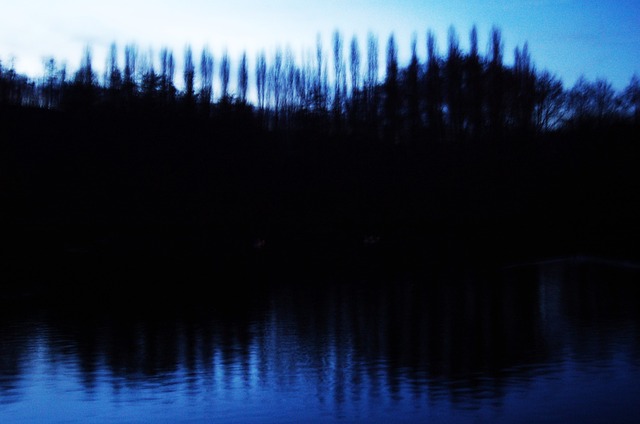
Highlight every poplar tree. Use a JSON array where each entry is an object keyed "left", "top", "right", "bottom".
[
  {"left": 238, "top": 51, "right": 249, "bottom": 104},
  {"left": 199, "top": 47, "right": 214, "bottom": 107},
  {"left": 384, "top": 34, "right": 399, "bottom": 143},
  {"left": 183, "top": 45, "right": 195, "bottom": 105},
  {"left": 425, "top": 30, "right": 444, "bottom": 141},
  {"left": 406, "top": 35, "right": 420, "bottom": 142},
  {"left": 219, "top": 51, "right": 230, "bottom": 102}
]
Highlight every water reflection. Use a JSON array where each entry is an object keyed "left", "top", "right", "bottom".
[{"left": 1, "top": 257, "right": 639, "bottom": 423}]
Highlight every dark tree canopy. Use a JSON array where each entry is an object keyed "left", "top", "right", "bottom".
[{"left": 1, "top": 26, "right": 637, "bottom": 140}]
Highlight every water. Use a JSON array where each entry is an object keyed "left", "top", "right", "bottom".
[{"left": 1, "top": 257, "right": 640, "bottom": 423}]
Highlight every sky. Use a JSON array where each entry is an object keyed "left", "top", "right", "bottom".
[{"left": 1, "top": 0, "right": 638, "bottom": 91}]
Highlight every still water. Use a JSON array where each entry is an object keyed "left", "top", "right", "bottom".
[{"left": 1, "top": 257, "right": 640, "bottom": 423}]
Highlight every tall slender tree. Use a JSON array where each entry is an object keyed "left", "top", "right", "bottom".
[
  {"left": 406, "top": 34, "right": 420, "bottom": 142},
  {"left": 349, "top": 35, "right": 361, "bottom": 132},
  {"left": 123, "top": 44, "right": 138, "bottom": 99},
  {"left": 159, "top": 48, "right": 176, "bottom": 104},
  {"left": 465, "top": 26, "right": 483, "bottom": 139},
  {"left": 183, "top": 45, "right": 195, "bottom": 106},
  {"left": 445, "top": 27, "right": 464, "bottom": 142},
  {"left": 140, "top": 48, "right": 159, "bottom": 102},
  {"left": 106, "top": 43, "right": 122, "bottom": 92},
  {"left": 425, "top": 30, "right": 444, "bottom": 141},
  {"left": 238, "top": 51, "right": 249, "bottom": 104},
  {"left": 256, "top": 51, "right": 267, "bottom": 113},
  {"left": 75, "top": 46, "right": 95, "bottom": 86},
  {"left": 366, "top": 33, "right": 379, "bottom": 136},
  {"left": 313, "top": 34, "right": 327, "bottom": 113},
  {"left": 384, "top": 34, "right": 399, "bottom": 143},
  {"left": 513, "top": 43, "right": 537, "bottom": 134},
  {"left": 332, "top": 30, "right": 347, "bottom": 132},
  {"left": 487, "top": 27, "right": 505, "bottom": 139},
  {"left": 220, "top": 51, "right": 230, "bottom": 101},
  {"left": 199, "top": 47, "right": 214, "bottom": 107}
]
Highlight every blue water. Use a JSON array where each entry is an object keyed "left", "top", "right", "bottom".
[{"left": 1, "top": 257, "right": 639, "bottom": 423}]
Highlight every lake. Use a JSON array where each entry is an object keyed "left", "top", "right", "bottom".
[{"left": 1, "top": 256, "right": 639, "bottom": 423}]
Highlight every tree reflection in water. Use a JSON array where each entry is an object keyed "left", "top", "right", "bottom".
[{"left": 1, "top": 257, "right": 639, "bottom": 423}]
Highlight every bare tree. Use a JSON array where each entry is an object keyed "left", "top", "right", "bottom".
[
  {"left": 406, "top": 34, "right": 420, "bottom": 142},
  {"left": 624, "top": 74, "right": 640, "bottom": 124},
  {"left": 237, "top": 51, "right": 249, "bottom": 103},
  {"left": 568, "top": 76, "right": 619, "bottom": 126},
  {"left": 513, "top": 43, "right": 537, "bottom": 133},
  {"left": 256, "top": 51, "right": 267, "bottom": 112},
  {"left": 445, "top": 27, "right": 464, "bottom": 141},
  {"left": 425, "top": 30, "right": 444, "bottom": 141},
  {"left": 199, "top": 47, "right": 214, "bottom": 106},
  {"left": 106, "top": 43, "right": 122, "bottom": 91},
  {"left": 268, "top": 48, "right": 284, "bottom": 128},
  {"left": 487, "top": 26, "right": 505, "bottom": 138},
  {"left": 349, "top": 35, "right": 361, "bottom": 131},
  {"left": 365, "top": 33, "right": 379, "bottom": 133},
  {"left": 42, "top": 57, "right": 63, "bottom": 108},
  {"left": 313, "top": 34, "right": 328, "bottom": 112},
  {"left": 220, "top": 50, "right": 230, "bottom": 101},
  {"left": 465, "top": 25, "right": 483, "bottom": 138},
  {"left": 534, "top": 70, "right": 565, "bottom": 132},
  {"left": 384, "top": 33, "right": 399, "bottom": 143},
  {"left": 183, "top": 45, "right": 195, "bottom": 104},
  {"left": 123, "top": 44, "right": 138, "bottom": 97},
  {"left": 332, "top": 30, "right": 347, "bottom": 130},
  {"left": 139, "top": 49, "right": 159, "bottom": 102},
  {"left": 75, "top": 46, "right": 95, "bottom": 86},
  {"left": 160, "top": 48, "right": 176, "bottom": 103},
  {"left": 283, "top": 48, "right": 297, "bottom": 124}
]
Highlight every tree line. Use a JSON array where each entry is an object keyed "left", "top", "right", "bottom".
[{"left": 1, "top": 26, "right": 639, "bottom": 143}]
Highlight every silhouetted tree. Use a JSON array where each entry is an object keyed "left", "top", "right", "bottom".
[
  {"left": 384, "top": 34, "right": 399, "bottom": 143},
  {"left": 42, "top": 57, "right": 63, "bottom": 109},
  {"left": 283, "top": 48, "right": 298, "bottom": 127},
  {"left": 406, "top": 35, "right": 420, "bottom": 142},
  {"left": 465, "top": 26, "right": 484, "bottom": 139},
  {"left": 445, "top": 27, "right": 464, "bottom": 141},
  {"left": 313, "top": 34, "right": 328, "bottom": 113},
  {"left": 74, "top": 47, "right": 95, "bottom": 86},
  {"left": 269, "top": 48, "right": 284, "bottom": 128},
  {"left": 512, "top": 43, "right": 536, "bottom": 134},
  {"left": 534, "top": 70, "right": 565, "bottom": 132},
  {"left": 256, "top": 51, "right": 267, "bottom": 114},
  {"left": 425, "top": 30, "right": 444, "bottom": 141},
  {"left": 332, "top": 30, "right": 347, "bottom": 133},
  {"left": 348, "top": 35, "right": 361, "bottom": 132},
  {"left": 66, "top": 47, "right": 97, "bottom": 110},
  {"left": 183, "top": 46, "right": 196, "bottom": 107},
  {"left": 123, "top": 44, "right": 138, "bottom": 99},
  {"left": 140, "top": 49, "right": 159, "bottom": 103},
  {"left": 568, "top": 76, "right": 619, "bottom": 127},
  {"left": 3, "top": 29, "right": 638, "bottom": 150},
  {"left": 220, "top": 51, "right": 231, "bottom": 102},
  {"left": 105, "top": 43, "right": 122, "bottom": 93},
  {"left": 160, "top": 48, "right": 176, "bottom": 104},
  {"left": 199, "top": 47, "right": 214, "bottom": 109},
  {"left": 487, "top": 27, "right": 505, "bottom": 139},
  {"left": 237, "top": 51, "right": 249, "bottom": 104},
  {"left": 295, "top": 57, "right": 312, "bottom": 112},
  {"left": 624, "top": 74, "right": 640, "bottom": 125},
  {"left": 365, "top": 33, "right": 380, "bottom": 138}
]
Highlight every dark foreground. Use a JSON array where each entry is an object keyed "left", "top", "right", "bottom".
[{"left": 3, "top": 107, "right": 640, "bottom": 299}]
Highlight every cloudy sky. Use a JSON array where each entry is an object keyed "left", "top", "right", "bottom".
[{"left": 1, "top": 0, "right": 638, "bottom": 90}]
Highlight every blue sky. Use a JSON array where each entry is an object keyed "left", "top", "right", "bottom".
[{"left": 1, "top": 0, "right": 638, "bottom": 90}]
